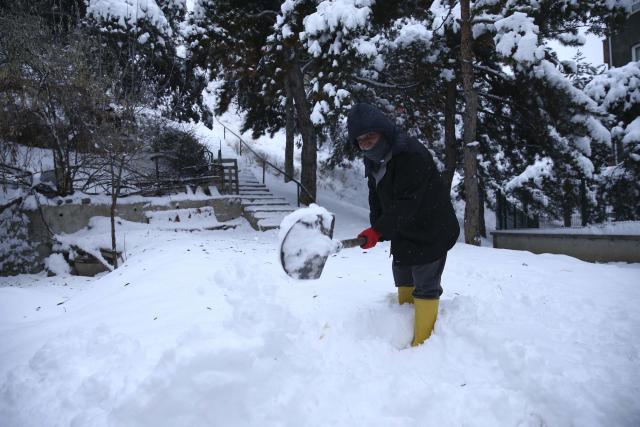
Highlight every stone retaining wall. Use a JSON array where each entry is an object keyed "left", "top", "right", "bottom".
[{"left": 16, "top": 196, "right": 242, "bottom": 274}]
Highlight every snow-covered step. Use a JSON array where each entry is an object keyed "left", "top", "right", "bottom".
[
  {"left": 256, "top": 219, "right": 282, "bottom": 231},
  {"left": 243, "top": 205, "right": 295, "bottom": 213},
  {"left": 242, "top": 205, "right": 289, "bottom": 215},
  {"left": 240, "top": 198, "right": 288, "bottom": 205},
  {"left": 238, "top": 185, "right": 268, "bottom": 190},
  {"left": 239, "top": 188, "right": 270, "bottom": 192},
  {"left": 251, "top": 211, "right": 291, "bottom": 231},
  {"left": 239, "top": 195, "right": 281, "bottom": 201},
  {"left": 239, "top": 193, "right": 274, "bottom": 198},
  {"left": 237, "top": 169, "right": 296, "bottom": 231}
]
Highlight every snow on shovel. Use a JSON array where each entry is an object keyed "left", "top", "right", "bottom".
[{"left": 278, "top": 204, "right": 366, "bottom": 280}]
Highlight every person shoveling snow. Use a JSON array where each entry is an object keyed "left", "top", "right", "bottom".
[
  {"left": 279, "top": 104, "right": 460, "bottom": 347},
  {"left": 347, "top": 103, "right": 460, "bottom": 346}
]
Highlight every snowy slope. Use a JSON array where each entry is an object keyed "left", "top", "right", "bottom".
[{"left": 1, "top": 117, "right": 640, "bottom": 426}]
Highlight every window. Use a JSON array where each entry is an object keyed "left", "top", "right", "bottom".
[{"left": 633, "top": 44, "right": 640, "bottom": 62}]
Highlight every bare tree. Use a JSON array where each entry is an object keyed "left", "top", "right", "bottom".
[
  {"left": 95, "top": 108, "right": 145, "bottom": 268},
  {"left": 0, "top": 14, "right": 101, "bottom": 196}
]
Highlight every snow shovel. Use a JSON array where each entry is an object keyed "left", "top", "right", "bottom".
[{"left": 279, "top": 212, "right": 366, "bottom": 280}]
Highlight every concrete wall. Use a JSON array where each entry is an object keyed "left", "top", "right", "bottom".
[
  {"left": 21, "top": 197, "right": 242, "bottom": 273},
  {"left": 491, "top": 231, "right": 640, "bottom": 263}
]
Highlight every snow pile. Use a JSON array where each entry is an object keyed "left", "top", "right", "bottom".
[
  {"left": 44, "top": 254, "right": 71, "bottom": 276},
  {"left": 53, "top": 209, "right": 242, "bottom": 271},
  {"left": 278, "top": 203, "right": 334, "bottom": 243},
  {"left": 55, "top": 216, "right": 147, "bottom": 258},
  {"left": 145, "top": 206, "right": 235, "bottom": 231},
  {"left": 278, "top": 204, "right": 339, "bottom": 279}
]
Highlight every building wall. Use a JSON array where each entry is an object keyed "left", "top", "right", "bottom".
[{"left": 611, "top": 11, "right": 640, "bottom": 66}]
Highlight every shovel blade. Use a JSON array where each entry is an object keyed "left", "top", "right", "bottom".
[{"left": 279, "top": 213, "right": 336, "bottom": 280}]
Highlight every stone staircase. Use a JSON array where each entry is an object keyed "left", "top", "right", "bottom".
[{"left": 238, "top": 170, "right": 296, "bottom": 231}]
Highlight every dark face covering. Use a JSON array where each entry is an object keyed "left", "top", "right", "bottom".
[{"left": 362, "top": 136, "right": 390, "bottom": 165}]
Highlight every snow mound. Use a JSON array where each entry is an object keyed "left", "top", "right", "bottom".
[
  {"left": 44, "top": 253, "right": 71, "bottom": 276},
  {"left": 278, "top": 204, "right": 339, "bottom": 279}
]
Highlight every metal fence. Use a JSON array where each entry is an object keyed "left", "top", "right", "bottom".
[{"left": 495, "top": 191, "right": 539, "bottom": 230}]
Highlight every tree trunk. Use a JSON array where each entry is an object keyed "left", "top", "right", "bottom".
[
  {"left": 284, "top": 76, "right": 295, "bottom": 183},
  {"left": 110, "top": 188, "right": 118, "bottom": 268},
  {"left": 110, "top": 167, "right": 118, "bottom": 268},
  {"left": 478, "top": 179, "right": 486, "bottom": 237},
  {"left": 580, "top": 178, "right": 589, "bottom": 226},
  {"left": 287, "top": 60, "right": 316, "bottom": 205},
  {"left": 460, "top": 0, "right": 481, "bottom": 246},
  {"left": 562, "top": 179, "right": 573, "bottom": 227},
  {"left": 110, "top": 158, "right": 118, "bottom": 269},
  {"left": 443, "top": 79, "right": 457, "bottom": 192},
  {"left": 53, "top": 150, "right": 73, "bottom": 196},
  {"left": 109, "top": 155, "right": 126, "bottom": 269}
]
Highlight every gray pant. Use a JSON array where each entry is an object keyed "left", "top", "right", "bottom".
[{"left": 392, "top": 255, "right": 447, "bottom": 300}]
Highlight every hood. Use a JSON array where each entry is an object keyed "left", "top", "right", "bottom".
[{"left": 347, "top": 103, "right": 397, "bottom": 148}]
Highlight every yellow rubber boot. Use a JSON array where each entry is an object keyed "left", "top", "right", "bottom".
[
  {"left": 411, "top": 298, "right": 439, "bottom": 347},
  {"left": 397, "top": 286, "right": 414, "bottom": 305}
]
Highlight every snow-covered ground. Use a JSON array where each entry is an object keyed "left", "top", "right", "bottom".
[
  {"left": 1, "top": 189, "right": 639, "bottom": 425},
  {"left": 1, "top": 116, "right": 639, "bottom": 426}
]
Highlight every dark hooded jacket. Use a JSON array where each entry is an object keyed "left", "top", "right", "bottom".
[{"left": 347, "top": 103, "right": 460, "bottom": 265}]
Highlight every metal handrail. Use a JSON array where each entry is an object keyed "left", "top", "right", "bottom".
[{"left": 214, "top": 117, "right": 314, "bottom": 207}]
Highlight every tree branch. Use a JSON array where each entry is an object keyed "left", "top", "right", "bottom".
[
  {"left": 473, "top": 63, "right": 514, "bottom": 81},
  {"left": 352, "top": 75, "right": 420, "bottom": 90},
  {"left": 0, "top": 197, "right": 23, "bottom": 215},
  {"left": 248, "top": 10, "right": 279, "bottom": 19}
]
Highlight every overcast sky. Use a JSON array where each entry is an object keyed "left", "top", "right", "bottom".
[{"left": 548, "top": 31, "right": 606, "bottom": 66}]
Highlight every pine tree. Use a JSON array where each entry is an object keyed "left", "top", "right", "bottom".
[
  {"left": 585, "top": 62, "right": 640, "bottom": 220},
  {"left": 84, "top": 0, "right": 204, "bottom": 122}
]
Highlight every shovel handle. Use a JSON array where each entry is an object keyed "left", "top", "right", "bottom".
[{"left": 339, "top": 237, "right": 368, "bottom": 249}]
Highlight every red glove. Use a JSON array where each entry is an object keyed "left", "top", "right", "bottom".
[{"left": 358, "top": 227, "right": 383, "bottom": 249}]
